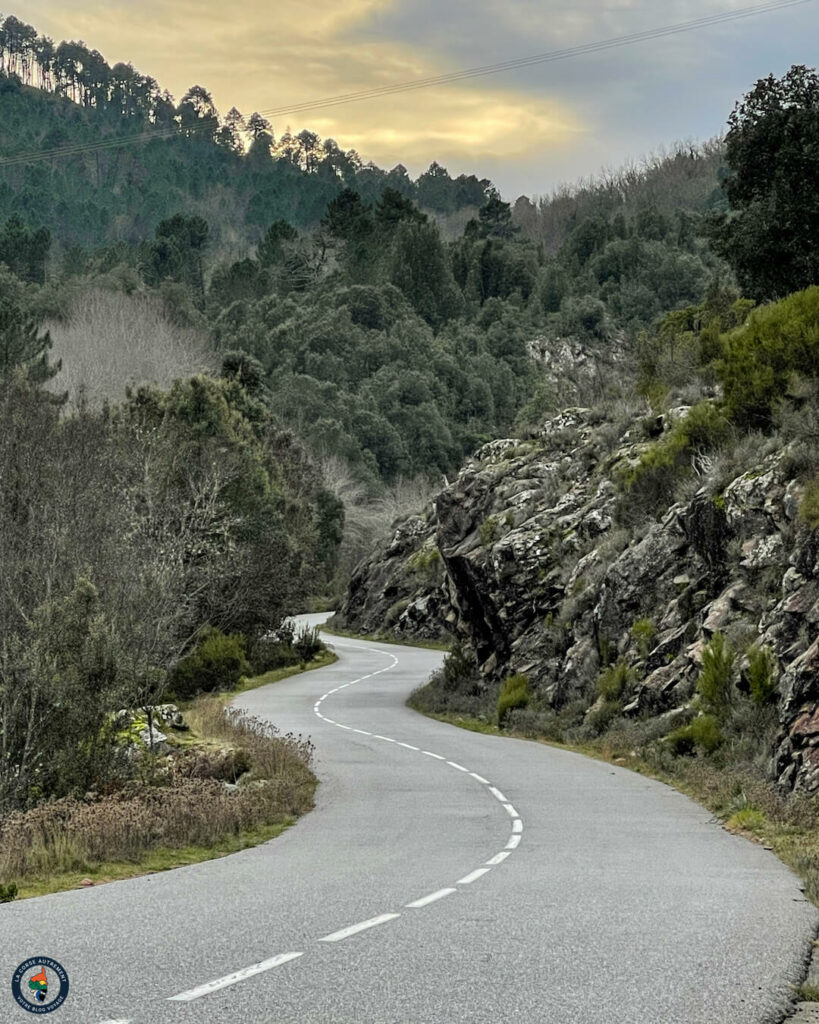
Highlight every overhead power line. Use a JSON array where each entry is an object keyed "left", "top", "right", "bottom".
[{"left": 0, "top": 0, "right": 812, "bottom": 169}]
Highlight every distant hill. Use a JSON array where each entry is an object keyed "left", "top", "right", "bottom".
[{"left": 0, "top": 14, "right": 491, "bottom": 253}]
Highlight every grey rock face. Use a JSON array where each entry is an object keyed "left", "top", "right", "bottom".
[{"left": 337, "top": 407, "right": 819, "bottom": 790}]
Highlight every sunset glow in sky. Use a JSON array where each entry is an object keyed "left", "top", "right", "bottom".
[{"left": 21, "top": 0, "right": 818, "bottom": 196}]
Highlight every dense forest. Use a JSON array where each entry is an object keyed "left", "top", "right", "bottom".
[
  {"left": 4, "top": 14, "right": 807, "bottom": 848},
  {"left": 0, "top": 15, "right": 489, "bottom": 251}
]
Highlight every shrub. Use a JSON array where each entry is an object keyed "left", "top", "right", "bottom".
[
  {"left": 666, "top": 714, "right": 722, "bottom": 755},
  {"left": 441, "top": 643, "right": 479, "bottom": 694},
  {"left": 597, "top": 659, "right": 633, "bottom": 702},
  {"left": 479, "top": 516, "right": 499, "bottom": 548},
  {"left": 621, "top": 402, "right": 731, "bottom": 516},
  {"left": 631, "top": 618, "right": 656, "bottom": 659},
  {"left": 697, "top": 632, "right": 735, "bottom": 720},
  {"left": 718, "top": 286, "right": 819, "bottom": 430},
  {"left": 726, "top": 807, "right": 767, "bottom": 834},
  {"left": 406, "top": 545, "right": 441, "bottom": 576},
  {"left": 586, "top": 699, "right": 622, "bottom": 736},
  {"left": 497, "top": 674, "right": 531, "bottom": 727},
  {"left": 745, "top": 645, "right": 777, "bottom": 706},
  {"left": 0, "top": 882, "right": 17, "bottom": 903},
  {"left": 384, "top": 598, "right": 410, "bottom": 628},
  {"left": 294, "top": 627, "right": 323, "bottom": 663},
  {"left": 799, "top": 476, "right": 819, "bottom": 529},
  {"left": 247, "top": 621, "right": 323, "bottom": 674},
  {"left": 168, "top": 628, "right": 249, "bottom": 699}
]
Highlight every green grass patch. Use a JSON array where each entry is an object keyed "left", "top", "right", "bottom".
[
  {"left": 798, "top": 982, "right": 819, "bottom": 1003},
  {"left": 725, "top": 807, "right": 768, "bottom": 835}
]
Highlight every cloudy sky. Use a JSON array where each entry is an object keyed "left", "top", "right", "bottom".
[{"left": 22, "top": 0, "right": 818, "bottom": 197}]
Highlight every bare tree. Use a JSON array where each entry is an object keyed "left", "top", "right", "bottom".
[{"left": 47, "top": 289, "right": 215, "bottom": 409}]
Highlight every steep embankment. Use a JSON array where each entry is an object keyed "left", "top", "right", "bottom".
[{"left": 333, "top": 405, "right": 819, "bottom": 794}]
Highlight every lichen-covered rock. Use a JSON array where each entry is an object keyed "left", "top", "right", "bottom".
[
  {"left": 337, "top": 406, "right": 819, "bottom": 791},
  {"left": 330, "top": 512, "right": 450, "bottom": 640}
]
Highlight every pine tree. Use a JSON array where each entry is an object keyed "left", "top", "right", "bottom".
[{"left": 0, "top": 298, "right": 60, "bottom": 384}]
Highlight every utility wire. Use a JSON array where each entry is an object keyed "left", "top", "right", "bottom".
[{"left": 0, "top": 0, "right": 812, "bottom": 168}]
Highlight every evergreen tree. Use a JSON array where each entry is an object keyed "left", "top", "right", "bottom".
[
  {"left": 710, "top": 65, "right": 819, "bottom": 300},
  {"left": 0, "top": 298, "right": 60, "bottom": 384}
]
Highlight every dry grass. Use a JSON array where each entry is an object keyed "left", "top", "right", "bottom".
[{"left": 0, "top": 703, "right": 315, "bottom": 892}]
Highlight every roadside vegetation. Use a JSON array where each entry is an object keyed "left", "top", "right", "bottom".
[
  {"left": 409, "top": 639, "right": 819, "bottom": 902},
  {"left": 0, "top": 629, "right": 332, "bottom": 901}
]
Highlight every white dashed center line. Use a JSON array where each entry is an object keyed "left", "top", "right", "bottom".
[
  {"left": 406, "top": 887, "right": 457, "bottom": 908},
  {"left": 457, "top": 867, "right": 491, "bottom": 885},
  {"left": 319, "top": 913, "right": 401, "bottom": 943},
  {"left": 170, "top": 637, "right": 527, "bottom": 1007},
  {"left": 168, "top": 952, "right": 304, "bottom": 1002}
]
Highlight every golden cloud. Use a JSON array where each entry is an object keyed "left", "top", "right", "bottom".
[{"left": 23, "top": 0, "right": 583, "bottom": 173}]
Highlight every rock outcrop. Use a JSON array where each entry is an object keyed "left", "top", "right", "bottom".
[{"left": 336, "top": 407, "right": 819, "bottom": 791}]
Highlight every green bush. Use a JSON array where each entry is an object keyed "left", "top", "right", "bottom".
[
  {"left": 294, "top": 627, "right": 323, "bottom": 663},
  {"left": 168, "top": 628, "right": 249, "bottom": 699},
  {"left": 586, "top": 699, "right": 622, "bottom": 736},
  {"left": 799, "top": 476, "right": 819, "bottom": 529},
  {"left": 384, "top": 598, "right": 410, "bottom": 628},
  {"left": 718, "top": 286, "right": 819, "bottom": 429},
  {"left": 479, "top": 516, "right": 499, "bottom": 548},
  {"left": 497, "top": 674, "right": 531, "bottom": 727},
  {"left": 666, "top": 714, "right": 722, "bottom": 755},
  {"left": 746, "top": 645, "right": 777, "bottom": 706},
  {"left": 631, "top": 618, "right": 656, "bottom": 659},
  {"left": 621, "top": 402, "right": 731, "bottom": 515},
  {"left": 697, "top": 632, "right": 735, "bottom": 720},
  {"left": 0, "top": 882, "right": 17, "bottom": 903},
  {"left": 597, "top": 659, "right": 633, "bottom": 701},
  {"left": 406, "top": 545, "right": 441, "bottom": 576}
]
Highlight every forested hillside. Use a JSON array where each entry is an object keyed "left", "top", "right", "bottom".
[
  {"left": 0, "top": 14, "right": 729, "bottom": 503},
  {"left": 0, "top": 15, "right": 488, "bottom": 252}
]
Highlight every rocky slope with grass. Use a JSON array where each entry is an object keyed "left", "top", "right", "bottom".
[{"left": 334, "top": 396, "right": 819, "bottom": 794}]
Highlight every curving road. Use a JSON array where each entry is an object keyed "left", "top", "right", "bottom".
[{"left": 0, "top": 614, "right": 816, "bottom": 1023}]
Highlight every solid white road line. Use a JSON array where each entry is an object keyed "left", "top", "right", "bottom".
[
  {"left": 506, "top": 834, "right": 521, "bottom": 850},
  {"left": 512, "top": 819, "right": 523, "bottom": 833},
  {"left": 486, "top": 851, "right": 511, "bottom": 865},
  {"left": 503, "top": 803, "right": 519, "bottom": 818},
  {"left": 319, "top": 914, "right": 401, "bottom": 943},
  {"left": 447, "top": 761, "right": 469, "bottom": 772},
  {"left": 406, "top": 888, "right": 457, "bottom": 908},
  {"left": 489, "top": 786, "right": 508, "bottom": 802},
  {"left": 399, "top": 742, "right": 420, "bottom": 750},
  {"left": 457, "top": 867, "right": 491, "bottom": 885},
  {"left": 470, "top": 772, "right": 490, "bottom": 784},
  {"left": 422, "top": 751, "right": 446, "bottom": 760},
  {"left": 168, "top": 952, "right": 304, "bottom": 1002}
]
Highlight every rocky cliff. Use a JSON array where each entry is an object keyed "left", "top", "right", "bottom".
[{"left": 334, "top": 405, "right": 819, "bottom": 792}]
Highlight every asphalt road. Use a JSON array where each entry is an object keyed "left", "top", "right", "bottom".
[{"left": 1, "top": 614, "right": 816, "bottom": 1024}]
